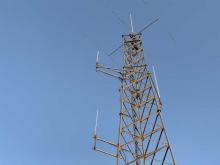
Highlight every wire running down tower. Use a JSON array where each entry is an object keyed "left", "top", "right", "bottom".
[{"left": 93, "top": 24, "right": 176, "bottom": 165}]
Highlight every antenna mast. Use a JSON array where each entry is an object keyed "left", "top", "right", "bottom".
[{"left": 93, "top": 17, "right": 176, "bottom": 165}]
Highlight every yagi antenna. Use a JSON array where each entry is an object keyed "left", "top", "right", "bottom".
[
  {"left": 152, "top": 66, "right": 161, "bottom": 98},
  {"left": 96, "top": 50, "right": 100, "bottom": 63},
  {"left": 107, "top": 18, "right": 160, "bottom": 56},
  {"left": 130, "top": 13, "right": 134, "bottom": 33},
  {"left": 94, "top": 109, "right": 99, "bottom": 135}
]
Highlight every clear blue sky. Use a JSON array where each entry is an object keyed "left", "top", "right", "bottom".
[{"left": 0, "top": 0, "right": 219, "bottom": 164}]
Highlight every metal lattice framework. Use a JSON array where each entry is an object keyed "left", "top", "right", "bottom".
[{"left": 93, "top": 32, "right": 176, "bottom": 165}]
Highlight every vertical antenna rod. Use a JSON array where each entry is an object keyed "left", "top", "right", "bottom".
[
  {"left": 96, "top": 51, "right": 100, "bottom": 63},
  {"left": 94, "top": 110, "right": 99, "bottom": 135},
  {"left": 130, "top": 13, "right": 134, "bottom": 33},
  {"left": 152, "top": 65, "right": 161, "bottom": 98}
]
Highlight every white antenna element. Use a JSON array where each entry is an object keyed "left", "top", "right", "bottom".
[
  {"left": 152, "top": 66, "right": 161, "bottom": 98},
  {"left": 94, "top": 109, "right": 99, "bottom": 135},
  {"left": 129, "top": 13, "right": 134, "bottom": 33},
  {"left": 96, "top": 51, "right": 100, "bottom": 63}
]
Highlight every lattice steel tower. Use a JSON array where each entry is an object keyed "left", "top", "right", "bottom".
[{"left": 93, "top": 20, "right": 176, "bottom": 165}]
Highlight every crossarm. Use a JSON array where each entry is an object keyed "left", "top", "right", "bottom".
[
  {"left": 96, "top": 63, "right": 122, "bottom": 81},
  {"left": 93, "top": 135, "right": 119, "bottom": 158}
]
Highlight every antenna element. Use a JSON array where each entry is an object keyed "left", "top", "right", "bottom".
[
  {"left": 130, "top": 13, "right": 134, "bottom": 33},
  {"left": 96, "top": 51, "right": 100, "bottom": 63},
  {"left": 94, "top": 109, "right": 99, "bottom": 135},
  {"left": 152, "top": 65, "right": 161, "bottom": 98}
]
